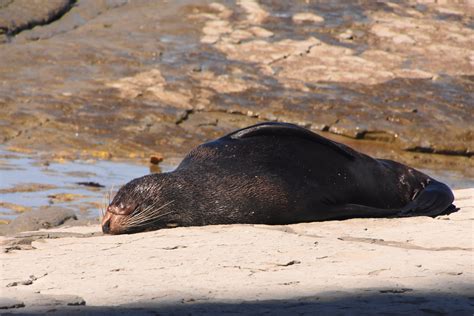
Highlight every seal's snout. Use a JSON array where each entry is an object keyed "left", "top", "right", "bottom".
[
  {"left": 102, "top": 203, "right": 134, "bottom": 235},
  {"left": 102, "top": 219, "right": 111, "bottom": 234},
  {"left": 101, "top": 210, "right": 114, "bottom": 234}
]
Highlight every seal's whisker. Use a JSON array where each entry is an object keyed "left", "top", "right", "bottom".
[
  {"left": 127, "top": 200, "right": 174, "bottom": 222},
  {"left": 125, "top": 211, "right": 154, "bottom": 224},
  {"left": 99, "top": 193, "right": 107, "bottom": 222},
  {"left": 103, "top": 192, "right": 108, "bottom": 214},
  {"left": 127, "top": 210, "right": 178, "bottom": 227},
  {"left": 106, "top": 187, "right": 110, "bottom": 206},
  {"left": 130, "top": 199, "right": 162, "bottom": 217},
  {"left": 124, "top": 208, "right": 162, "bottom": 224},
  {"left": 125, "top": 202, "right": 161, "bottom": 223},
  {"left": 124, "top": 204, "right": 174, "bottom": 225},
  {"left": 109, "top": 184, "right": 116, "bottom": 204},
  {"left": 124, "top": 201, "right": 175, "bottom": 225}
]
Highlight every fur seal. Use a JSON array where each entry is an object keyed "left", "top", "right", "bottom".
[{"left": 102, "top": 122, "right": 455, "bottom": 234}]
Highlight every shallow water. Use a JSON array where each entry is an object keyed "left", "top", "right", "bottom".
[
  {"left": 0, "top": 148, "right": 173, "bottom": 222},
  {"left": 0, "top": 148, "right": 472, "bottom": 223}
]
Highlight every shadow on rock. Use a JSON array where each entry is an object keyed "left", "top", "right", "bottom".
[{"left": 8, "top": 289, "right": 473, "bottom": 315}]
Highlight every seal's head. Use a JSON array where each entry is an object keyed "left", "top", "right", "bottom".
[{"left": 101, "top": 174, "right": 177, "bottom": 234}]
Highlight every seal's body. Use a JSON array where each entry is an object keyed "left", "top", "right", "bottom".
[{"left": 102, "top": 122, "right": 455, "bottom": 234}]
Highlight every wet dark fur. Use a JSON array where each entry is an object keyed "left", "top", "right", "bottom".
[{"left": 103, "top": 122, "right": 455, "bottom": 234}]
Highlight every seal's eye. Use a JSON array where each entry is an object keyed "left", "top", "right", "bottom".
[{"left": 107, "top": 202, "right": 136, "bottom": 215}]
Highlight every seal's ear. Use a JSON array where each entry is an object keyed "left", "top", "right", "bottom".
[{"left": 228, "top": 122, "right": 355, "bottom": 160}]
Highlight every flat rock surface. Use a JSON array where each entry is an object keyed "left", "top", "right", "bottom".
[{"left": 1, "top": 189, "right": 473, "bottom": 315}]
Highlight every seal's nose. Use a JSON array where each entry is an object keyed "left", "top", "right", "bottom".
[{"left": 102, "top": 219, "right": 111, "bottom": 234}]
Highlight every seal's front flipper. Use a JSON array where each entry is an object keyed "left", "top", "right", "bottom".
[
  {"left": 322, "top": 203, "right": 401, "bottom": 220},
  {"left": 399, "top": 180, "right": 455, "bottom": 217}
]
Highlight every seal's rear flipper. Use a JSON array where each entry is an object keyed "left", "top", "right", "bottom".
[
  {"left": 399, "top": 180, "right": 455, "bottom": 217},
  {"left": 324, "top": 180, "right": 456, "bottom": 220}
]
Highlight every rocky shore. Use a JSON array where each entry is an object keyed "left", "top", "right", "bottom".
[
  {"left": 0, "top": 0, "right": 473, "bottom": 167},
  {"left": 0, "top": 1, "right": 473, "bottom": 313}
]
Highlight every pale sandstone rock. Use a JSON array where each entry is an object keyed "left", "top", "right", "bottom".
[
  {"left": 392, "top": 34, "right": 416, "bottom": 45},
  {"left": 229, "top": 29, "right": 254, "bottom": 42},
  {"left": 292, "top": 12, "right": 324, "bottom": 24},
  {"left": 237, "top": 0, "right": 269, "bottom": 24},
  {"left": 201, "top": 34, "right": 220, "bottom": 44},
  {"left": 1, "top": 189, "right": 472, "bottom": 314},
  {"left": 192, "top": 70, "right": 263, "bottom": 94},
  {"left": 248, "top": 26, "right": 274, "bottom": 38},
  {"left": 209, "top": 2, "right": 233, "bottom": 19},
  {"left": 198, "top": 2, "right": 473, "bottom": 88},
  {"left": 106, "top": 69, "right": 192, "bottom": 109}
]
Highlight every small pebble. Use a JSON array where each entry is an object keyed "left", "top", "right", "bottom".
[{"left": 150, "top": 155, "right": 164, "bottom": 165}]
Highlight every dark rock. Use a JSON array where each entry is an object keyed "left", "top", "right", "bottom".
[
  {"left": 76, "top": 181, "right": 105, "bottom": 188},
  {"left": 2, "top": 207, "right": 77, "bottom": 235},
  {"left": 0, "top": 0, "right": 74, "bottom": 36}
]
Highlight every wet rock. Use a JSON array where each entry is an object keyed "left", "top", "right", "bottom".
[
  {"left": 0, "top": 183, "right": 57, "bottom": 194},
  {"left": 0, "top": 201, "right": 31, "bottom": 213},
  {"left": 76, "top": 181, "right": 105, "bottom": 188},
  {"left": 0, "top": 0, "right": 471, "bottom": 172},
  {"left": 48, "top": 193, "right": 87, "bottom": 203},
  {"left": 1, "top": 207, "right": 77, "bottom": 235},
  {"left": 0, "top": 0, "right": 74, "bottom": 36},
  {"left": 13, "top": 0, "right": 129, "bottom": 43}
]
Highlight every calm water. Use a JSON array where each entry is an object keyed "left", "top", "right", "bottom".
[{"left": 0, "top": 149, "right": 172, "bottom": 221}]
